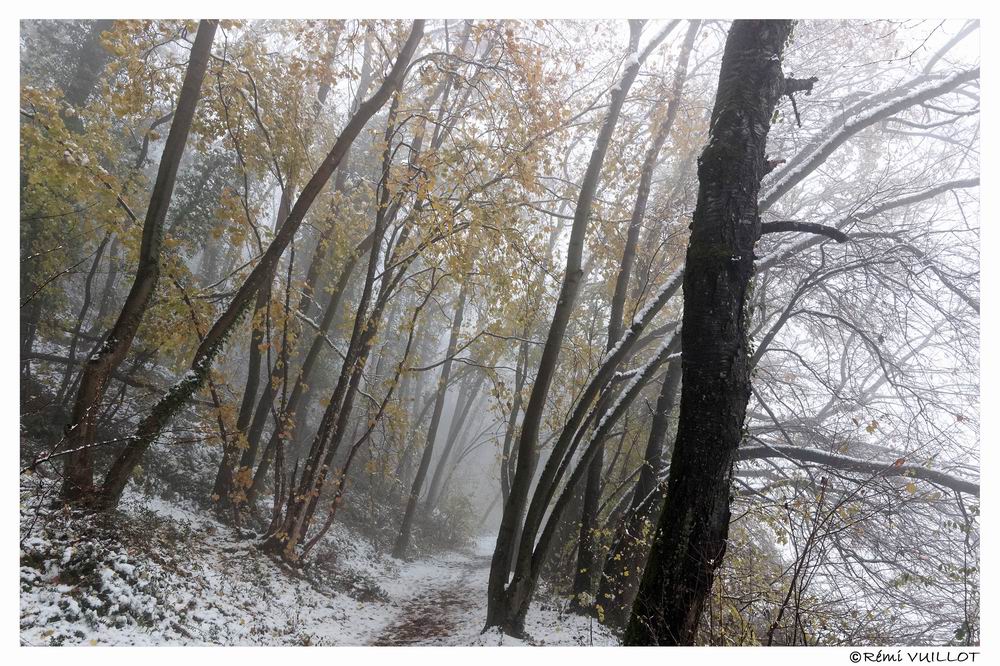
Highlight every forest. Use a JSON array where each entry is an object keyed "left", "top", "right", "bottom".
[{"left": 19, "top": 18, "right": 980, "bottom": 647}]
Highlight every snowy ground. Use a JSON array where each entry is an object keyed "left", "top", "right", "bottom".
[
  {"left": 373, "top": 536, "right": 615, "bottom": 646},
  {"left": 20, "top": 481, "right": 616, "bottom": 646}
]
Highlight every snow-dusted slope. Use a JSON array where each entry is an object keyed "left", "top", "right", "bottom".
[{"left": 20, "top": 482, "right": 616, "bottom": 646}]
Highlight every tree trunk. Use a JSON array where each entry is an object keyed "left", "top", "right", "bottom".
[
  {"left": 569, "top": 429, "right": 605, "bottom": 607},
  {"left": 260, "top": 90, "right": 418, "bottom": 559},
  {"left": 244, "top": 236, "right": 369, "bottom": 506},
  {"left": 249, "top": 23, "right": 477, "bottom": 512},
  {"left": 212, "top": 186, "right": 292, "bottom": 510},
  {"left": 61, "top": 20, "right": 116, "bottom": 133},
  {"left": 91, "top": 236, "right": 121, "bottom": 333},
  {"left": 624, "top": 19, "right": 805, "bottom": 645},
  {"left": 56, "top": 232, "right": 111, "bottom": 407},
  {"left": 60, "top": 20, "right": 217, "bottom": 503},
  {"left": 234, "top": 40, "right": 378, "bottom": 489},
  {"left": 424, "top": 365, "right": 488, "bottom": 512}
]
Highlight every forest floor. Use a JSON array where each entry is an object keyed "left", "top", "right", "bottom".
[
  {"left": 19, "top": 360, "right": 615, "bottom": 647},
  {"left": 20, "top": 472, "right": 615, "bottom": 646},
  {"left": 371, "top": 538, "right": 612, "bottom": 646},
  {"left": 371, "top": 544, "right": 493, "bottom": 645}
]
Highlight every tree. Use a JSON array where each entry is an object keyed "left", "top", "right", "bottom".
[
  {"left": 60, "top": 20, "right": 218, "bottom": 503},
  {"left": 393, "top": 277, "right": 469, "bottom": 558},
  {"left": 19, "top": 19, "right": 980, "bottom": 647},
  {"left": 625, "top": 19, "right": 815, "bottom": 645},
  {"left": 485, "top": 20, "right": 675, "bottom": 634},
  {"left": 95, "top": 20, "right": 425, "bottom": 509},
  {"left": 571, "top": 19, "right": 700, "bottom": 612}
]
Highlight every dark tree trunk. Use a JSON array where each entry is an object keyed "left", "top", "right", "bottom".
[
  {"left": 212, "top": 186, "right": 292, "bottom": 510},
  {"left": 499, "top": 339, "right": 527, "bottom": 508},
  {"left": 541, "top": 473, "right": 586, "bottom": 583},
  {"left": 60, "top": 20, "right": 217, "bottom": 503},
  {"left": 296, "top": 276, "right": 436, "bottom": 561},
  {"left": 249, "top": 23, "right": 477, "bottom": 514},
  {"left": 495, "top": 218, "right": 564, "bottom": 548},
  {"left": 20, "top": 299, "right": 42, "bottom": 382},
  {"left": 505, "top": 331, "right": 680, "bottom": 633},
  {"left": 56, "top": 232, "right": 111, "bottom": 407},
  {"left": 244, "top": 237, "right": 367, "bottom": 507},
  {"left": 91, "top": 236, "right": 121, "bottom": 334},
  {"left": 392, "top": 315, "right": 426, "bottom": 488},
  {"left": 234, "top": 44, "right": 377, "bottom": 491},
  {"left": 569, "top": 430, "right": 605, "bottom": 607},
  {"left": 260, "top": 87, "right": 429, "bottom": 559},
  {"left": 61, "top": 19, "right": 115, "bottom": 133},
  {"left": 624, "top": 19, "right": 806, "bottom": 645}
]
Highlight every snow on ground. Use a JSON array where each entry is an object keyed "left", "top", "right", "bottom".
[
  {"left": 21, "top": 483, "right": 396, "bottom": 646},
  {"left": 20, "top": 481, "right": 617, "bottom": 646},
  {"left": 371, "top": 535, "right": 615, "bottom": 646}
]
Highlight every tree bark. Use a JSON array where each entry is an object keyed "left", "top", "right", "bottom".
[
  {"left": 625, "top": 19, "right": 802, "bottom": 645},
  {"left": 57, "top": 232, "right": 111, "bottom": 407},
  {"left": 597, "top": 357, "right": 681, "bottom": 627},
  {"left": 212, "top": 186, "right": 292, "bottom": 510},
  {"left": 233, "top": 38, "right": 378, "bottom": 488},
  {"left": 61, "top": 20, "right": 116, "bottom": 133},
  {"left": 260, "top": 88, "right": 422, "bottom": 559},
  {"left": 244, "top": 233, "right": 371, "bottom": 506},
  {"left": 249, "top": 23, "right": 473, "bottom": 515},
  {"left": 506, "top": 330, "right": 680, "bottom": 631},
  {"left": 92, "top": 236, "right": 121, "bottom": 333}
]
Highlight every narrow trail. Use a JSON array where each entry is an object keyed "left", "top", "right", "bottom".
[{"left": 368, "top": 549, "right": 492, "bottom": 646}]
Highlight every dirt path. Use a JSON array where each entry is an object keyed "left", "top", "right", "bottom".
[{"left": 368, "top": 551, "right": 491, "bottom": 646}]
